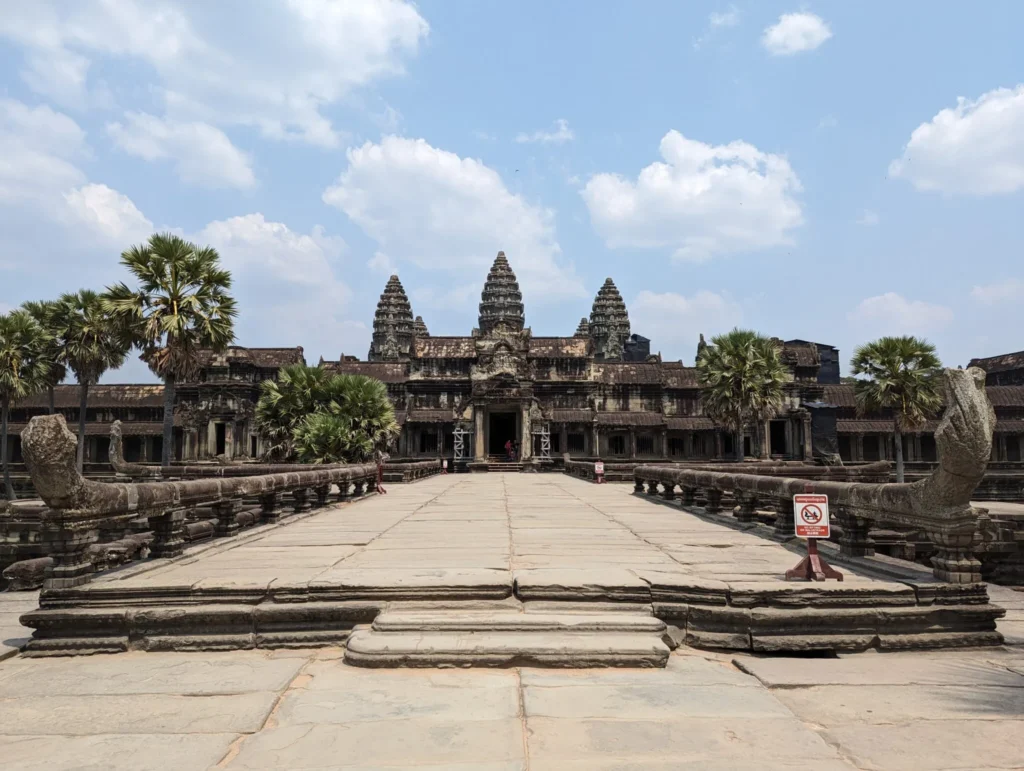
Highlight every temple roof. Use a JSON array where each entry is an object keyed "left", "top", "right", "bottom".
[
  {"left": 322, "top": 360, "right": 408, "bottom": 383},
  {"left": 369, "top": 275, "right": 415, "bottom": 361},
  {"left": 413, "top": 336, "right": 477, "bottom": 358},
  {"left": 412, "top": 316, "right": 429, "bottom": 337},
  {"left": 780, "top": 342, "right": 820, "bottom": 368},
  {"left": 574, "top": 318, "right": 590, "bottom": 338},
  {"left": 529, "top": 337, "right": 591, "bottom": 358},
  {"left": 824, "top": 382, "right": 1024, "bottom": 409},
  {"left": 13, "top": 384, "right": 166, "bottom": 409},
  {"left": 969, "top": 350, "right": 1024, "bottom": 373},
  {"left": 196, "top": 346, "right": 305, "bottom": 369},
  {"left": 478, "top": 251, "right": 525, "bottom": 335}
]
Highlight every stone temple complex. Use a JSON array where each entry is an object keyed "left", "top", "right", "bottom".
[{"left": 4, "top": 251, "right": 1024, "bottom": 471}]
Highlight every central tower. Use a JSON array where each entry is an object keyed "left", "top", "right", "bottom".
[{"left": 477, "top": 251, "right": 525, "bottom": 335}]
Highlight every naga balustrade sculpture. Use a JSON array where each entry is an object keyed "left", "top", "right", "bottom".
[
  {"left": 21, "top": 414, "right": 376, "bottom": 589},
  {"left": 634, "top": 368, "right": 996, "bottom": 584}
]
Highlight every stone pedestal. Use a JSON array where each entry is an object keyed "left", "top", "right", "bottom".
[
  {"left": 734, "top": 493, "right": 758, "bottom": 524},
  {"left": 660, "top": 483, "right": 677, "bottom": 501},
  {"left": 929, "top": 528, "right": 983, "bottom": 584},
  {"left": 41, "top": 527, "right": 97, "bottom": 590},
  {"left": 837, "top": 509, "right": 875, "bottom": 557},
  {"left": 337, "top": 483, "right": 351, "bottom": 501},
  {"left": 314, "top": 485, "right": 330, "bottom": 508},
  {"left": 353, "top": 481, "right": 366, "bottom": 497},
  {"left": 291, "top": 488, "right": 312, "bottom": 513},
  {"left": 149, "top": 510, "right": 186, "bottom": 559},
  {"left": 212, "top": 499, "right": 241, "bottom": 538},
  {"left": 259, "top": 492, "right": 282, "bottom": 523},
  {"left": 704, "top": 489, "right": 723, "bottom": 515},
  {"left": 645, "top": 480, "right": 659, "bottom": 496},
  {"left": 773, "top": 497, "right": 796, "bottom": 538},
  {"left": 634, "top": 478, "right": 645, "bottom": 493},
  {"left": 680, "top": 487, "right": 696, "bottom": 507}
]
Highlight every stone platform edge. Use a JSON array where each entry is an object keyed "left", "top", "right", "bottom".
[{"left": 17, "top": 575, "right": 1004, "bottom": 656}]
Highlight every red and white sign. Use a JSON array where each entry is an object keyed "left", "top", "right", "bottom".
[
  {"left": 595, "top": 461, "right": 605, "bottom": 475},
  {"left": 793, "top": 494, "right": 830, "bottom": 539}
]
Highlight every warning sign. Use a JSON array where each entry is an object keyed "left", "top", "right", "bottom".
[
  {"left": 595, "top": 461, "right": 605, "bottom": 475},
  {"left": 794, "top": 494, "right": 830, "bottom": 539}
]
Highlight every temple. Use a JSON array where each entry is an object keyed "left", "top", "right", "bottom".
[{"left": 5, "top": 251, "right": 1024, "bottom": 470}]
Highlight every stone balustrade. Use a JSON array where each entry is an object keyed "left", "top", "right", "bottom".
[
  {"left": 382, "top": 459, "right": 443, "bottom": 483},
  {"left": 20, "top": 414, "right": 378, "bottom": 590},
  {"left": 634, "top": 368, "right": 998, "bottom": 585}
]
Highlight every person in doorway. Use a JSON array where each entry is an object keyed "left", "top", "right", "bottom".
[{"left": 504, "top": 438, "right": 513, "bottom": 461}]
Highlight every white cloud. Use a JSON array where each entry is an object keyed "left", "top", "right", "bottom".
[
  {"left": 848, "top": 292, "right": 953, "bottom": 334},
  {"left": 107, "top": 113, "right": 256, "bottom": 190},
  {"left": 323, "top": 135, "right": 584, "bottom": 299},
  {"left": 582, "top": 130, "right": 803, "bottom": 262},
  {"left": 889, "top": 85, "right": 1024, "bottom": 195},
  {"left": 0, "top": 0, "right": 429, "bottom": 147},
  {"left": 515, "top": 119, "right": 574, "bottom": 145},
  {"left": 709, "top": 7, "right": 741, "bottom": 28},
  {"left": 196, "top": 213, "right": 359, "bottom": 358},
  {"left": 856, "top": 209, "right": 880, "bottom": 226},
  {"left": 970, "top": 278, "right": 1024, "bottom": 305},
  {"left": 0, "top": 98, "right": 87, "bottom": 202},
  {"left": 63, "top": 184, "right": 154, "bottom": 244},
  {"left": 762, "top": 13, "right": 832, "bottom": 56},
  {"left": 630, "top": 290, "right": 742, "bottom": 363},
  {"left": 367, "top": 251, "right": 396, "bottom": 274}
]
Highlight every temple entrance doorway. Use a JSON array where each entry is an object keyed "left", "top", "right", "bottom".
[
  {"left": 488, "top": 411, "right": 518, "bottom": 455},
  {"left": 769, "top": 420, "right": 788, "bottom": 457}
]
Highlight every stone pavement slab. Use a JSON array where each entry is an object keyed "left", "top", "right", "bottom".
[{"left": 0, "top": 592, "right": 37, "bottom": 660}]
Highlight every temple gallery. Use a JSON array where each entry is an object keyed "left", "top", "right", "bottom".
[{"left": 6, "top": 252, "right": 1024, "bottom": 468}]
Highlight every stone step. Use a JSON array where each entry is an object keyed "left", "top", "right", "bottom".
[
  {"left": 345, "top": 629, "right": 670, "bottom": 668},
  {"left": 371, "top": 610, "right": 667, "bottom": 634},
  {"left": 344, "top": 609, "right": 671, "bottom": 668}
]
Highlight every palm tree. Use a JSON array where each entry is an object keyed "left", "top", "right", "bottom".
[
  {"left": 850, "top": 336, "right": 942, "bottom": 483},
  {"left": 104, "top": 234, "right": 237, "bottom": 467},
  {"left": 697, "top": 329, "right": 788, "bottom": 461},
  {"left": 254, "top": 367, "right": 399, "bottom": 463},
  {"left": 21, "top": 300, "right": 67, "bottom": 414},
  {"left": 1, "top": 310, "right": 51, "bottom": 500},
  {"left": 254, "top": 364, "right": 333, "bottom": 461},
  {"left": 52, "top": 290, "right": 131, "bottom": 471}
]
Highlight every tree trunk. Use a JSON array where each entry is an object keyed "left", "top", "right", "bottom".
[
  {"left": 2, "top": 395, "right": 13, "bottom": 502},
  {"left": 48, "top": 385, "right": 55, "bottom": 415},
  {"left": 162, "top": 373, "right": 175, "bottom": 467},
  {"left": 894, "top": 423, "right": 905, "bottom": 484},
  {"left": 76, "top": 381, "right": 89, "bottom": 472}
]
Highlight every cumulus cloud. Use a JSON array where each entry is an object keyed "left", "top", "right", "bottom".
[
  {"left": 63, "top": 184, "right": 155, "bottom": 244},
  {"left": 515, "top": 119, "right": 574, "bottom": 145},
  {"left": 971, "top": 278, "right": 1024, "bottom": 305},
  {"left": 581, "top": 130, "right": 803, "bottom": 262},
  {"left": 848, "top": 292, "right": 953, "bottom": 335},
  {"left": 889, "top": 85, "right": 1024, "bottom": 195},
  {"left": 0, "top": 0, "right": 429, "bottom": 147},
  {"left": 108, "top": 113, "right": 256, "bottom": 190},
  {"left": 323, "top": 135, "right": 584, "bottom": 299},
  {"left": 630, "top": 290, "right": 742, "bottom": 363},
  {"left": 762, "top": 13, "right": 832, "bottom": 56}
]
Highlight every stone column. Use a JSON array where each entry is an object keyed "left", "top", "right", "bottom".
[
  {"left": 705, "top": 488, "right": 723, "bottom": 514},
  {"left": 802, "top": 414, "right": 812, "bottom": 460},
  {"left": 520, "top": 405, "right": 531, "bottom": 460},
  {"left": 734, "top": 492, "right": 758, "bottom": 523},
  {"left": 474, "top": 407, "right": 486, "bottom": 460},
  {"left": 714, "top": 431, "right": 724, "bottom": 460},
  {"left": 628, "top": 427, "right": 636, "bottom": 460},
  {"left": 856, "top": 436, "right": 864, "bottom": 462},
  {"left": 591, "top": 424, "right": 599, "bottom": 457},
  {"left": 291, "top": 488, "right": 311, "bottom": 513},
  {"left": 224, "top": 422, "right": 234, "bottom": 458},
  {"left": 928, "top": 527, "right": 982, "bottom": 584},
  {"left": 314, "top": 485, "right": 330, "bottom": 507},
  {"left": 560, "top": 425, "right": 568, "bottom": 457},
  {"left": 680, "top": 487, "right": 696, "bottom": 507},
  {"left": 206, "top": 420, "right": 217, "bottom": 459}
]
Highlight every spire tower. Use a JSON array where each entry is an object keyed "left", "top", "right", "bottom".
[
  {"left": 477, "top": 251, "right": 525, "bottom": 336},
  {"left": 589, "top": 277, "right": 631, "bottom": 360},
  {"left": 368, "top": 274, "right": 415, "bottom": 361}
]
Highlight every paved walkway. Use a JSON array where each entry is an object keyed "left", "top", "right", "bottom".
[
  {"left": 0, "top": 644, "right": 1022, "bottom": 770},
  {"left": 100, "top": 473, "right": 877, "bottom": 589}
]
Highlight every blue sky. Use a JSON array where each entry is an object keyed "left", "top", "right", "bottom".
[{"left": 1, "top": 1, "right": 1022, "bottom": 383}]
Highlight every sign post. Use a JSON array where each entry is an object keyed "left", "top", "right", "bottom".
[
  {"left": 594, "top": 461, "right": 605, "bottom": 484},
  {"left": 785, "top": 489, "right": 843, "bottom": 582}
]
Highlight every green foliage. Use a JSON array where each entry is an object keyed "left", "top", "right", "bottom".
[
  {"left": 52, "top": 290, "right": 130, "bottom": 387},
  {"left": 1, "top": 310, "right": 52, "bottom": 500},
  {"left": 849, "top": 336, "right": 942, "bottom": 430},
  {"left": 103, "top": 233, "right": 237, "bottom": 382},
  {"left": 697, "top": 328, "right": 788, "bottom": 458},
  {"left": 20, "top": 300, "right": 67, "bottom": 402},
  {"left": 255, "top": 365, "right": 399, "bottom": 464}
]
